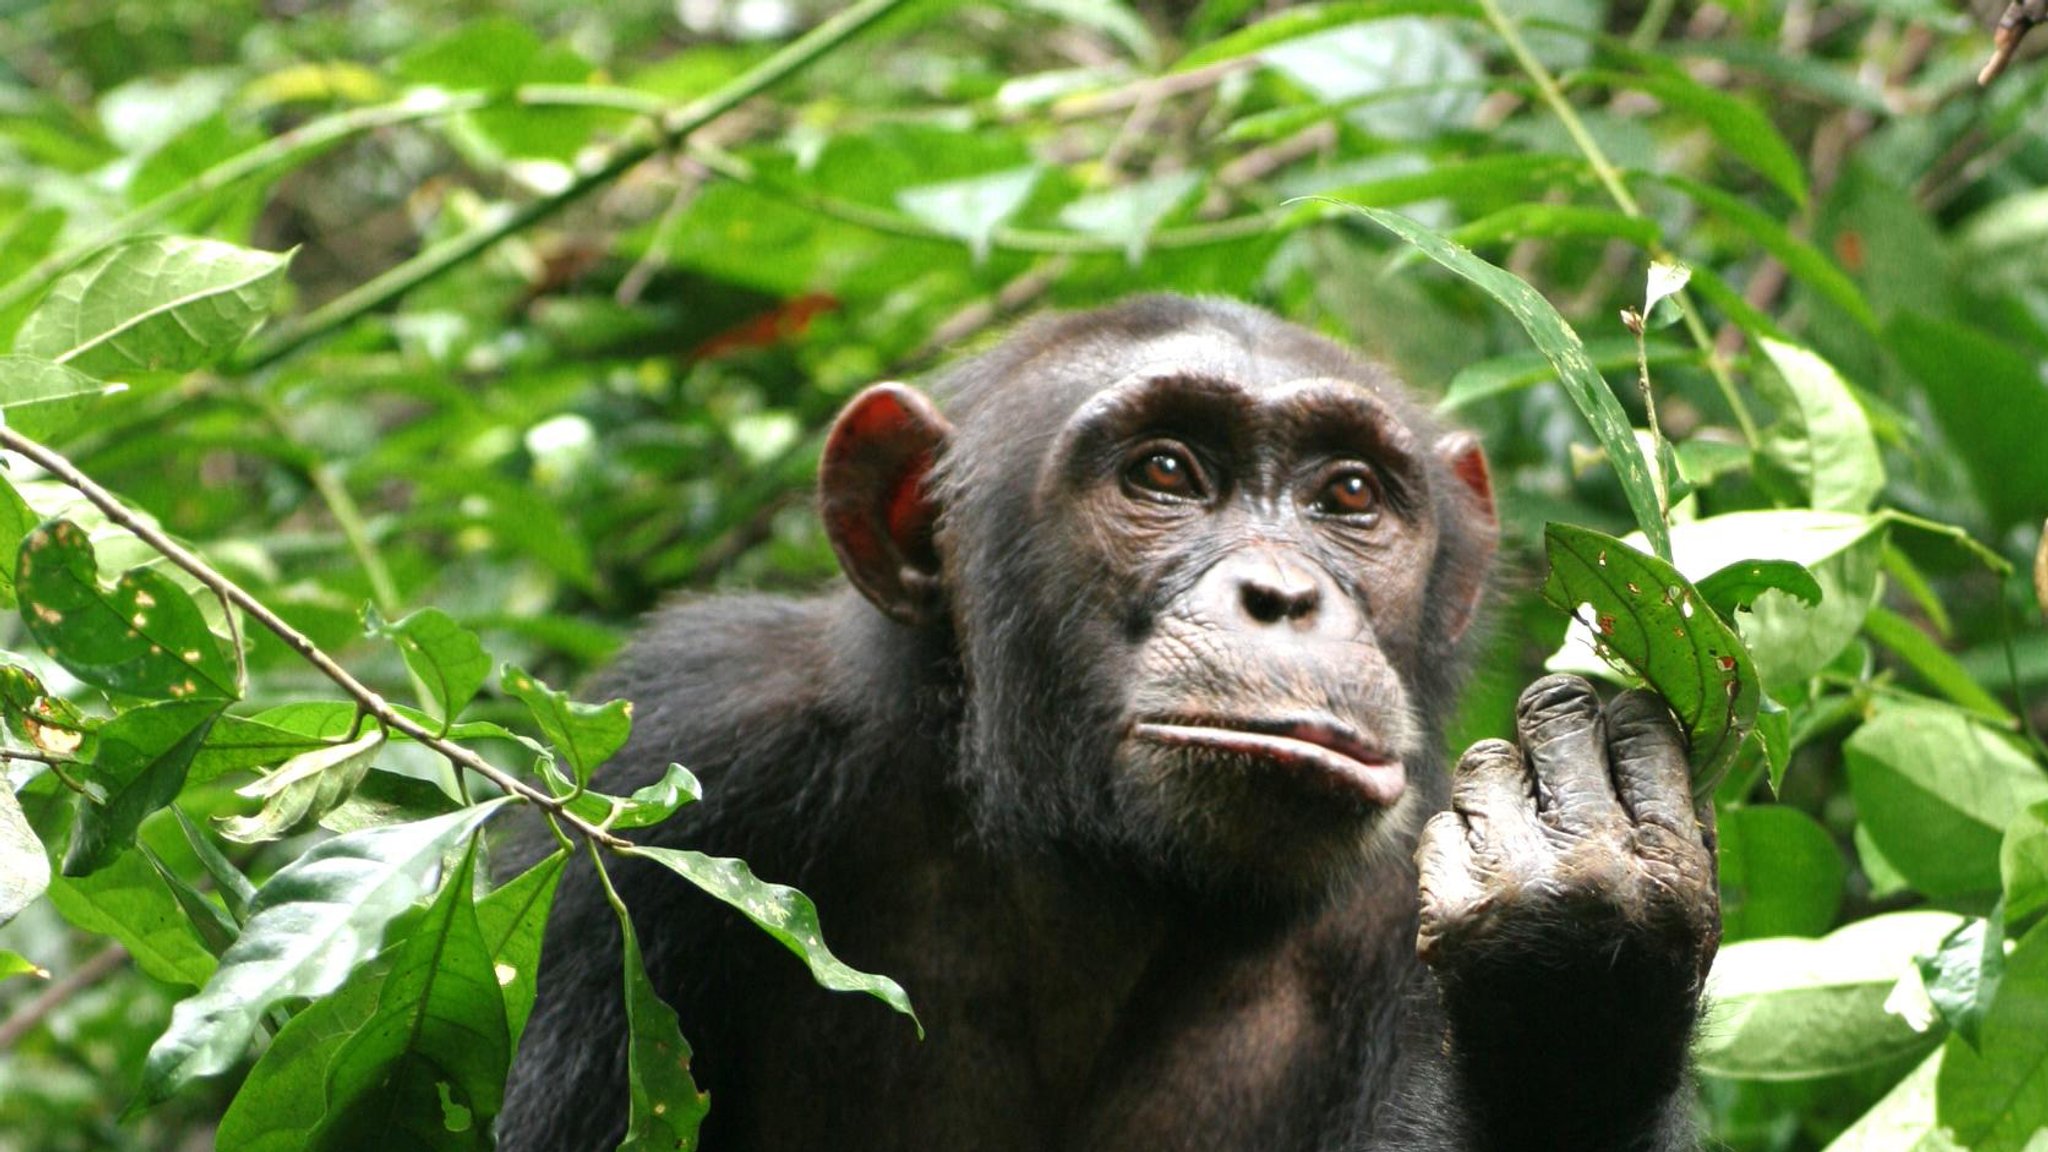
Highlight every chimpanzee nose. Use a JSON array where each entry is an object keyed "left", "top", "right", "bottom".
[{"left": 1240, "top": 563, "right": 1320, "bottom": 625}]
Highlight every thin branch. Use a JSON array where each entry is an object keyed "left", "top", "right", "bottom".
[
  {"left": 234, "top": 0, "right": 919, "bottom": 372},
  {"left": 0, "top": 944, "right": 128, "bottom": 1051},
  {"left": 1476, "top": 0, "right": 1762, "bottom": 450},
  {"left": 0, "top": 425, "right": 627, "bottom": 849}
]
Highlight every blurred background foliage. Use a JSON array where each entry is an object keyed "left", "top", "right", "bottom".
[{"left": 0, "top": 0, "right": 2045, "bottom": 1148}]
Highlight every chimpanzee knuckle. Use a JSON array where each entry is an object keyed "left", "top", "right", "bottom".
[
  {"left": 1455, "top": 737, "right": 1520, "bottom": 777},
  {"left": 1515, "top": 674, "right": 1602, "bottom": 745}
]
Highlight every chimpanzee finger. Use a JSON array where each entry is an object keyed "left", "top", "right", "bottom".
[
  {"left": 1451, "top": 738, "right": 1546, "bottom": 857},
  {"left": 1414, "top": 810, "right": 1483, "bottom": 964},
  {"left": 1604, "top": 689, "right": 1696, "bottom": 839},
  {"left": 1515, "top": 674, "right": 1619, "bottom": 831}
]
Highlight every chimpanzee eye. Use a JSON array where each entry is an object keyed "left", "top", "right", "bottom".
[
  {"left": 1314, "top": 467, "right": 1381, "bottom": 519},
  {"left": 1123, "top": 446, "right": 1206, "bottom": 502}
]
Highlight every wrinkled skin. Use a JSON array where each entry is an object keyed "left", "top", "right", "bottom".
[{"left": 501, "top": 296, "right": 1720, "bottom": 1152}]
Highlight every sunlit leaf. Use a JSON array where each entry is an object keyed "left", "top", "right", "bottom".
[
  {"left": 630, "top": 844, "right": 919, "bottom": 1030},
  {"left": 140, "top": 799, "right": 509, "bottom": 1105},
  {"left": 1755, "top": 338, "right": 1884, "bottom": 514},
  {"left": 1697, "top": 911, "right": 1962, "bottom": 1079},
  {"left": 896, "top": 168, "right": 1040, "bottom": 264},
  {"left": 1917, "top": 915, "right": 2004, "bottom": 1050},
  {"left": 0, "top": 949, "right": 45, "bottom": 981},
  {"left": 0, "top": 355, "right": 117, "bottom": 442},
  {"left": 0, "top": 780, "right": 49, "bottom": 923},
  {"left": 217, "top": 729, "right": 385, "bottom": 844},
  {"left": 1174, "top": 0, "right": 1482, "bottom": 70},
  {"left": 2005, "top": 801, "right": 2048, "bottom": 929},
  {"left": 1845, "top": 700, "right": 2048, "bottom": 900},
  {"left": 1540, "top": 524, "right": 1757, "bottom": 796},
  {"left": 15, "top": 236, "right": 291, "bottom": 375},
  {"left": 475, "top": 851, "right": 566, "bottom": 1044}
]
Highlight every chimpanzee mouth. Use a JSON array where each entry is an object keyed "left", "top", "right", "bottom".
[{"left": 1130, "top": 715, "right": 1406, "bottom": 807}]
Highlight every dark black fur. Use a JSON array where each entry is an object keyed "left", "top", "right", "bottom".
[{"left": 500, "top": 297, "right": 1705, "bottom": 1151}]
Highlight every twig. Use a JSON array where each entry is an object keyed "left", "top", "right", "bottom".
[
  {"left": 0, "top": 944, "right": 128, "bottom": 1051},
  {"left": 234, "top": 0, "right": 919, "bottom": 372},
  {"left": 0, "top": 425, "right": 628, "bottom": 849},
  {"left": 1475, "top": 0, "right": 1762, "bottom": 450},
  {"left": 1981, "top": 0, "right": 2048, "bottom": 85}
]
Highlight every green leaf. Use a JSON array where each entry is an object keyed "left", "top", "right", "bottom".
[
  {"left": 1652, "top": 174, "right": 1875, "bottom": 332},
  {"left": 2004, "top": 801, "right": 2048, "bottom": 929},
  {"left": 1696, "top": 910, "right": 1962, "bottom": 1079},
  {"left": 474, "top": 851, "right": 566, "bottom": 1044},
  {"left": 1540, "top": 524, "right": 1757, "bottom": 796},
  {"left": 1755, "top": 338, "right": 1885, "bottom": 514},
  {"left": 217, "top": 729, "right": 385, "bottom": 844},
  {"left": 18, "top": 519, "right": 238, "bottom": 701},
  {"left": 1057, "top": 171, "right": 1201, "bottom": 264},
  {"left": 367, "top": 606, "right": 492, "bottom": 727},
  {"left": 1446, "top": 204, "right": 1660, "bottom": 253},
  {"left": 140, "top": 799, "right": 509, "bottom": 1105},
  {"left": 172, "top": 806, "right": 255, "bottom": 919},
  {"left": 217, "top": 848, "right": 561, "bottom": 1152},
  {"left": 1936, "top": 919, "right": 2048, "bottom": 1152},
  {"left": 0, "top": 780, "right": 50, "bottom": 923},
  {"left": 1552, "top": 511, "right": 1886, "bottom": 697},
  {"left": 188, "top": 713, "right": 344, "bottom": 786},
  {"left": 1643, "top": 260, "right": 1691, "bottom": 329},
  {"left": 313, "top": 842, "right": 508, "bottom": 1149},
  {"left": 613, "top": 763, "right": 704, "bottom": 831},
  {"left": 143, "top": 844, "right": 239, "bottom": 957},
  {"left": 1718, "top": 806, "right": 1845, "bottom": 942},
  {"left": 629, "top": 845, "right": 919, "bottom": 1030},
  {"left": 1575, "top": 68, "right": 1807, "bottom": 205},
  {"left": 0, "top": 477, "right": 35, "bottom": 610},
  {"left": 1439, "top": 337, "right": 1689, "bottom": 411},
  {"left": 65, "top": 700, "right": 224, "bottom": 876},
  {"left": 501, "top": 665, "right": 630, "bottom": 789},
  {"left": 1916, "top": 915, "right": 2004, "bottom": 1050},
  {"left": 895, "top": 167, "right": 1040, "bottom": 264},
  {"left": 15, "top": 236, "right": 292, "bottom": 375},
  {"left": 1844, "top": 700, "right": 2048, "bottom": 900},
  {"left": 1815, "top": 1049, "right": 1956, "bottom": 1152},
  {"left": 614, "top": 888, "right": 709, "bottom": 1152},
  {"left": 46, "top": 848, "right": 217, "bottom": 987},
  {"left": 0, "top": 949, "right": 45, "bottom": 981},
  {"left": 1885, "top": 315, "right": 2048, "bottom": 532},
  {"left": 1344, "top": 205, "right": 1668, "bottom": 558},
  {"left": 1696, "top": 559, "right": 1824, "bottom": 621},
  {"left": 1174, "top": 0, "right": 1482, "bottom": 70},
  {"left": 0, "top": 355, "right": 116, "bottom": 442},
  {"left": 1863, "top": 606, "right": 2015, "bottom": 723}
]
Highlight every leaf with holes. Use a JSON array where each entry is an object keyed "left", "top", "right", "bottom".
[
  {"left": 15, "top": 236, "right": 291, "bottom": 375},
  {"left": 630, "top": 845, "right": 919, "bottom": 1031},
  {"left": 216, "top": 729, "right": 385, "bottom": 844},
  {"left": 1540, "top": 523, "right": 1759, "bottom": 797},
  {"left": 1696, "top": 558, "right": 1822, "bottom": 621},
  {"left": 615, "top": 887, "right": 709, "bottom": 1152},
  {"left": 17, "top": 519, "right": 237, "bottom": 702}
]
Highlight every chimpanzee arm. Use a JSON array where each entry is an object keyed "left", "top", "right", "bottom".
[{"left": 1370, "top": 674, "right": 1717, "bottom": 1152}]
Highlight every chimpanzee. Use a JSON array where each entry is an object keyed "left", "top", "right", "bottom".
[{"left": 500, "top": 295, "right": 1719, "bottom": 1151}]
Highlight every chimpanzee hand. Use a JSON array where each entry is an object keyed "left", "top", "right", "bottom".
[{"left": 1411, "top": 674, "right": 1719, "bottom": 1145}]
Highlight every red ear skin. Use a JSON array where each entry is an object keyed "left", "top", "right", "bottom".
[
  {"left": 1435, "top": 431, "right": 1498, "bottom": 644},
  {"left": 820, "top": 384, "right": 953, "bottom": 625}
]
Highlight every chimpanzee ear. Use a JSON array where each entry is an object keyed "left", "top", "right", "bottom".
[
  {"left": 1435, "top": 431, "right": 1498, "bottom": 643},
  {"left": 820, "top": 384, "right": 954, "bottom": 625}
]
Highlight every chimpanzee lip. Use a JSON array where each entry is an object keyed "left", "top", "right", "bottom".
[{"left": 1131, "top": 714, "right": 1406, "bottom": 806}]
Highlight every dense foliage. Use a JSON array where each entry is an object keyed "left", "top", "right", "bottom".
[{"left": 0, "top": 0, "right": 2044, "bottom": 1148}]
